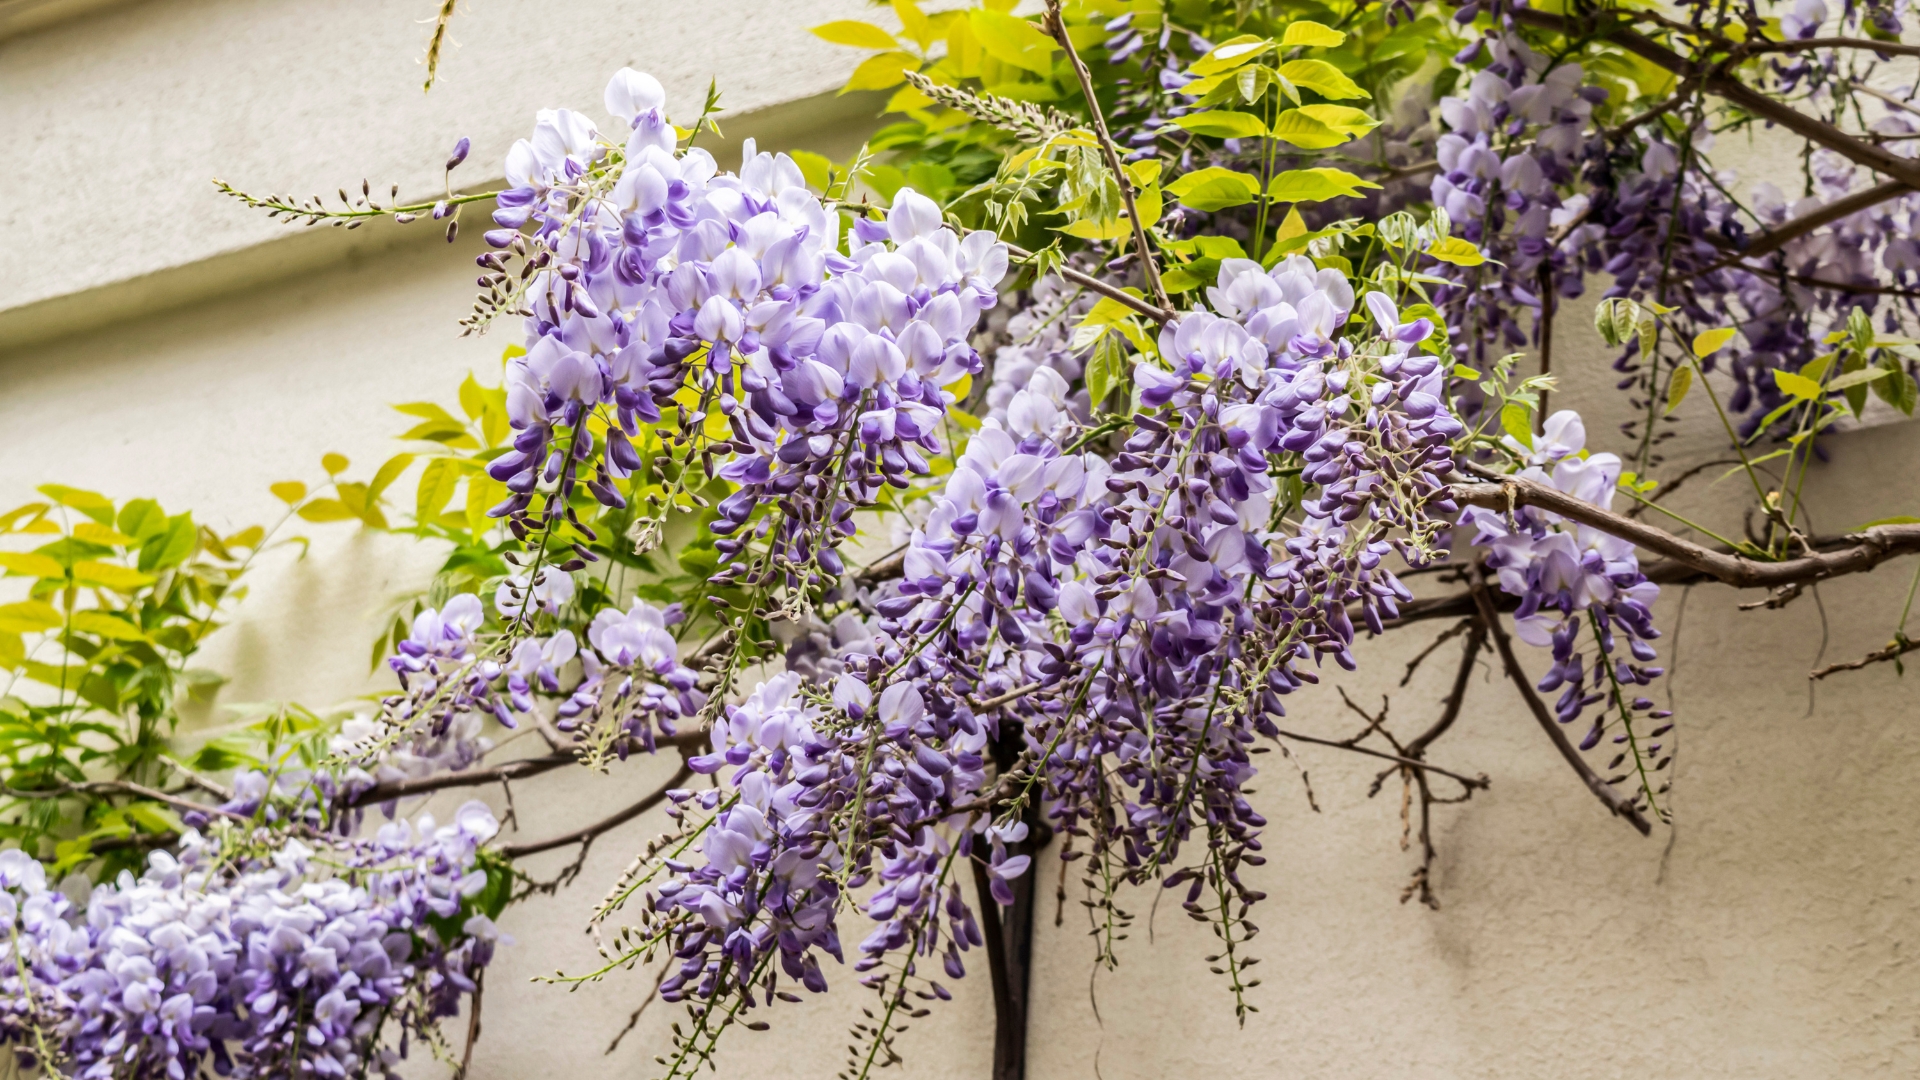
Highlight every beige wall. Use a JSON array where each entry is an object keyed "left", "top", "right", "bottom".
[{"left": 4, "top": 2, "right": 1919, "bottom": 1077}]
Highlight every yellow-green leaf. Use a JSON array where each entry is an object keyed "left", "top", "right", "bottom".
[
  {"left": 1190, "top": 34, "right": 1274, "bottom": 76},
  {"left": 842, "top": 51, "right": 918, "bottom": 92},
  {"left": 71, "top": 561, "right": 155, "bottom": 590},
  {"left": 969, "top": 9, "right": 1057, "bottom": 74},
  {"left": 1126, "top": 159, "right": 1163, "bottom": 187},
  {"left": 321, "top": 453, "right": 349, "bottom": 475},
  {"left": 73, "top": 522, "right": 136, "bottom": 547},
  {"left": 270, "top": 481, "right": 307, "bottom": 505},
  {"left": 1692, "top": 327, "right": 1737, "bottom": 358},
  {"left": 1273, "top": 206, "right": 1309, "bottom": 248},
  {"left": 297, "top": 499, "right": 359, "bottom": 523},
  {"left": 1501, "top": 402, "right": 1534, "bottom": 448},
  {"left": 812, "top": 19, "right": 901, "bottom": 50},
  {"left": 368, "top": 453, "right": 415, "bottom": 501},
  {"left": 1295, "top": 104, "right": 1380, "bottom": 135},
  {"left": 1266, "top": 167, "right": 1381, "bottom": 202},
  {"left": 1280, "top": 20, "right": 1347, "bottom": 48},
  {"left": 1425, "top": 236, "right": 1486, "bottom": 266},
  {"left": 893, "top": 0, "right": 934, "bottom": 50},
  {"left": 1772, "top": 368, "right": 1824, "bottom": 400},
  {"left": 1056, "top": 216, "right": 1131, "bottom": 240},
  {"left": 1665, "top": 363, "right": 1693, "bottom": 414},
  {"left": 1276, "top": 59, "right": 1366, "bottom": 100},
  {"left": 1164, "top": 167, "right": 1260, "bottom": 211},
  {"left": 1268, "top": 108, "right": 1347, "bottom": 149},
  {"left": 37, "top": 485, "right": 115, "bottom": 526},
  {"left": 71, "top": 610, "right": 146, "bottom": 641},
  {"left": 1173, "top": 110, "right": 1267, "bottom": 138},
  {"left": 458, "top": 373, "right": 487, "bottom": 420},
  {"left": 1826, "top": 367, "right": 1890, "bottom": 391},
  {"left": 789, "top": 149, "right": 834, "bottom": 191},
  {"left": 0, "top": 552, "right": 67, "bottom": 579},
  {"left": 0, "top": 601, "right": 61, "bottom": 634}
]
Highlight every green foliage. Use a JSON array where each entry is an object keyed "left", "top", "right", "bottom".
[{"left": 0, "top": 488, "right": 274, "bottom": 876}]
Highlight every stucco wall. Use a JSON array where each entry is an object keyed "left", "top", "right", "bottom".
[{"left": 4, "top": 2, "right": 1918, "bottom": 1078}]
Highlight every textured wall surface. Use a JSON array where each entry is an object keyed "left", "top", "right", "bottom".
[{"left": 4, "top": 2, "right": 1918, "bottom": 1078}]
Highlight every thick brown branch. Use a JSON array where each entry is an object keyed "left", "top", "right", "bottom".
[
  {"left": 1715, "top": 179, "right": 1911, "bottom": 268},
  {"left": 3, "top": 779, "right": 250, "bottom": 822},
  {"left": 1747, "top": 36, "right": 1920, "bottom": 59},
  {"left": 1513, "top": 9, "right": 1920, "bottom": 191},
  {"left": 1450, "top": 474, "right": 1920, "bottom": 590},
  {"left": 497, "top": 760, "right": 693, "bottom": 858},
  {"left": 348, "top": 753, "right": 580, "bottom": 806},
  {"left": 1467, "top": 564, "right": 1654, "bottom": 836}
]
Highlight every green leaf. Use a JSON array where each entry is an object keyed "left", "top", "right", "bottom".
[
  {"left": 1161, "top": 266, "right": 1204, "bottom": 293},
  {"left": 321, "top": 453, "right": 350, "bottom": 476},
  {"left": 71, "top": 561, "right": 155, "bottom": 590},
  {"left": 0, "top": 601, "right": 62, "bottom": 634},
  {"left": 811, "top": 19, "right": 901, "bottom": 49},
  {"left": 1452, "top": 365, "right": 1481, "bottom": 380},
  {"left": 1874, "top": 368, "right": 1919, "bottom": 415},
  {"left": 1164, "top": 167, "right": 1260, "bottom": 211},
  {"left": 1500, "top": 402, "right": 1535, "bottom": 448},
  {"left": 1190, "top": 34, "right": 1274, "bottom": 76},
  {"left": 1771, "top": 368, "right": 1824, "bottom": 401},
  {"left": 137, "top": 515, "right": 196, "bottom": 572},
  {"left": 1664, "top": 363, "right": 1693, "bottom": 414},
  {"left": 37, "top": 485, "right": 115, "bottom": 526},
  {"left": 1692, "top": 327, "right": 1737, "bottom": 358},
  {"left": 1280, "top": 20, "right": 1347, "bottom": 47},
  {"left": 1275, "top": 59, "right": 1366, "bottom": 100},
  {"left": 1172, "top": 110, "right": 1267, "bottom": 138},
  {"left": 1085, "top": 334, "right": 1126, "bottom": 406},
  {"left": 270, "top": 481, "right": 307, "bottom": 505},
  {"left": 1861, "top": 515, "right": 1920, "bottom": 527},
  {"left": 969, "top": 9, "right": 1056, "bottom": 74},
  {"left": 1266, "top": 167, "right": 1381, "bottom": 203}
]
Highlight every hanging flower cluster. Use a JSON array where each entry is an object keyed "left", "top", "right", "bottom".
[
  {"left": 1461, "top": 410, "right": 1671, "bottom": 811},
  {"left": 0, "top": 805, "right": 501, "bottom": 1080}
]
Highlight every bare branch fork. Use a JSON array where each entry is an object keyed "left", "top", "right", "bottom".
[{"left": 1467, "top": 563, "right": 1656, "bottom": 837}]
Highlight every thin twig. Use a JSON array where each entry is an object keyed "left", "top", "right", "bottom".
[
  {"left": 1005, "top": 243, "right": 1175, "bottom": 324},
  {"left": 1272, "top": 728, "right": 1489, "bottom": 790},
  {"left": 1708, "top": 179, "right": 1911, "bottom": 270},
  {"left": 1467, "top": 563, "right": 1654, "bottom": 836},
  {"left": 1043, "top": 0, "right": 1170, "bottom": 311},
  {"left": 1808, "top": 634, "right": 1920, "bottom": 680}
]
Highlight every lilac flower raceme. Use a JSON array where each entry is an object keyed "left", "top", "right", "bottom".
[
  {"left": 476, "top": 69, "right": 1007, "bottom": 612},
  {"left": 1461, "top": 410, "right": 1672, "bottom": 815},
  {"left": 0, "top": 808, "right": 501, "bottom": 1080}
]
